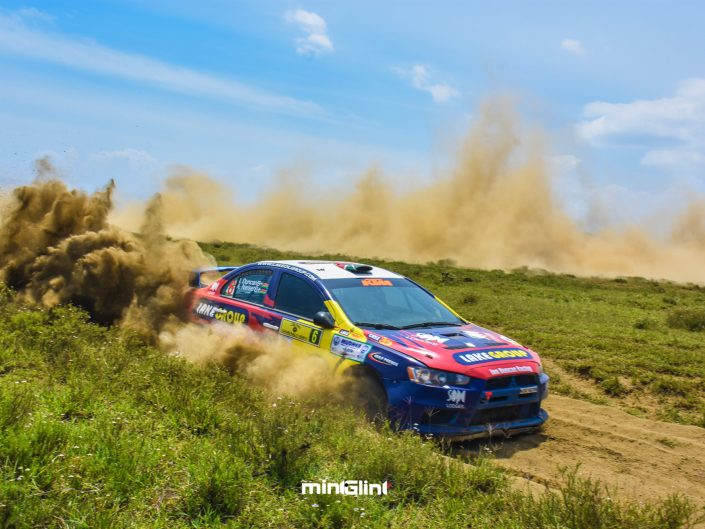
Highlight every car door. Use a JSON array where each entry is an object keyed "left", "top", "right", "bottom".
[{"left": 270, "top": 272, "right": 338, "bottom": 363}]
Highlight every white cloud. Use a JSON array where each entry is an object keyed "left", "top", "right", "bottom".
[
  {"left": 285, "top": 9, "right": 333, "bottom": 57},
  {"left": 0, "top": 13, "right": 320, "bottom": 116},
  {"left": 14, "top": 7, "right": 54, "bottom": 23},
  {"left": 393, "top": 64, "right": 459, "bottom": 104},
  {"left": 578, "top": 79, "right": 705, "bottom": 143},
  {"left": 286, "top": 9, "right": 326, "bottom": 34},
  {"left": 576, "top": 79, "right": 705, "bottom": 170},
  {"left": 641, "top": 148, "right": 705, "bottom": 168},
  {"left": 561, "top": 38, "right": 586, "bottom": 56}
]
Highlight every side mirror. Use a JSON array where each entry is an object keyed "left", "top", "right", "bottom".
[{"left": 313, "top": 311, "right": 335, "bottom": 329}]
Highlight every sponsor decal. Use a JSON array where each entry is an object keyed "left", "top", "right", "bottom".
[
  {"left": 195, "top": 301, "right": 221, "bottom": 318},
  {"left": 446, "top": 389, "right": 466, "bottom": 408},
  {"left": 301, "top": 480, "right": 390, "bottom": 496},
  {"left": 279, "top": 319, "right": 322, "bottom": 346},
  {"left": 413, "top": 332, "right": 449, "bottom": 345},
  {"left": 454, "top": 348, "right": 530, "bottom": 365},
  {"left": 337, "top": 329, "right": 350, "bottom": 336},
  {"left": 350, "top": 329, "right": 366, "bottom": 341},
  {"left": 330, "top": 335, "right": 371, "bottom": 362},
  {"left": 366, "top": 333, "right": 395, "bottom": 347},
  {"left": 519, "top": 386, "right": 539, "bottom": 395},
  {"left": 194, "top": 302, "right": 247, "bottom": 324},
  {"left": 215, "top": 308, "right": 247, "bottom": 324},
  {"left": 361, "top": 278, "right": 392, "bottom": 287},
  {"left": 208, "top": 280, "right": 221, "bottom": 292},
  {"left": 237, "top": 277, "right": 269, "bottom": 295},
  {"left": 368, "top": 353, "right": 399, "bottom": 366},
  {"left": 488, "top": 365, "right": 533, "bottom": 376},
  {"left": 257, "top": 262, "right": 318, "bottom": 281}
]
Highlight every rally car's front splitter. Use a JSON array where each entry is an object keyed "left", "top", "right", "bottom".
[
  {"left": 383, "top": 374, "right": 549, "bottom": 440},
  {"left": 388, "top": 407, "right": 548, "bottom": 440},
  {"left": 423, "top": 409, "right": 549, "bottom": 441}
]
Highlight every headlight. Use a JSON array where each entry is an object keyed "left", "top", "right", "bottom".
[{"left": 407, "top": 366, "right": 471, "bottom": 386}]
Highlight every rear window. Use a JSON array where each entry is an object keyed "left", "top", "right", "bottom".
[{"left": 274, "top": 273, "right": 325, "bottom": 320}]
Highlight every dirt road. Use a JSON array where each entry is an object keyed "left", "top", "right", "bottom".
[{"left": 457, "top": 394, "right": 705, "bottom": 508}]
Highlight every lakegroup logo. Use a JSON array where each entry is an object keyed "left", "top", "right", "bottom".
[{"left": 301, "top": 480, "right": 391, "bottom": 496}]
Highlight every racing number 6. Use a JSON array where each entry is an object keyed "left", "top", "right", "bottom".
[{"left": 310, "top": 329, "right": 321, "bottom": 345}]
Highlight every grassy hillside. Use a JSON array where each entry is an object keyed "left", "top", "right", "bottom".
[
  {"left": 0, "top": 282, "right": 700, "bottom": 526},
  {"left": 202, "top": 242, "right": 705, "bottom": 427}
]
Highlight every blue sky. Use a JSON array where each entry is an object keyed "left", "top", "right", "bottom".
[{"left": 1, "top": 1, "right": 704, "bottom": 226}]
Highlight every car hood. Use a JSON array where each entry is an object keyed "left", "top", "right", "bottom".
[{"left": 362, "top": 323, "right": 541, "bottom": 378}]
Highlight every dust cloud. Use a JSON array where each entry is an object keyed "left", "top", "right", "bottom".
[
  {"left": 0, "top": 157, "right": 207, "bottom": 336},
  {"left": 114, "top": 102, "right": 705, "bottom": 284},
  {"left": 0, "top": 158, "right": 339, "bottom": 398},
  {"left": 3, "top": 99, "right": 705, "bottom": 393},
  {"left": 159, "top": 323, "right": 340, "bottom": 397}
]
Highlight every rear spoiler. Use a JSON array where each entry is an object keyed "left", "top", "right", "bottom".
[{"left": 189, "top": 266, "right": 239, "bottom": 288}]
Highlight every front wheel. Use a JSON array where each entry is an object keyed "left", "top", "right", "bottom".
[{"left": 341, "top": 367, "right": 388, "bottom": 422}]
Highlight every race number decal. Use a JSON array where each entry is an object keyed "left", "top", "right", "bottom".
[{"left": 279, "top": 318, "right": 322, "bottom": 347}]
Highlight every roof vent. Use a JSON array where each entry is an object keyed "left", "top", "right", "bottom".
[{"left": 335, "top": 262, "right": 373, "bottom": 274}]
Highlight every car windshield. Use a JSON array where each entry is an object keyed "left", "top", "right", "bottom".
[{"left": 322, "top": 278, "right": 464, "bottom": 329}]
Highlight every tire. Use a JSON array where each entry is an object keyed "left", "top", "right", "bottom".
[{"left": 342, "top": 367, "right": 388, "bottom": 422}]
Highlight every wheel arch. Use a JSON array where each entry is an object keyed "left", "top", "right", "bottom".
[{"left": 341, "top": 362, "right": 388, "bottom": 395}]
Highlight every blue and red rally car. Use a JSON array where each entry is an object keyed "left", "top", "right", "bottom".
[{"left": 188, "top": 260, "right": 548, "bottom": 439}]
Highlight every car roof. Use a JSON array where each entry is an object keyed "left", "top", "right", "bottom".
[{"left": 254, "top": 260, "right": 403, "bottom": 280}]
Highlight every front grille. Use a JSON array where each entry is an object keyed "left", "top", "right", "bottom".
[
  {"left": 468, "top": 403, "right": 539, "bottom": 425},
  {"left": 485, "top": 377, "right": 511, "bottom": 390},
  {"left": 515, "top": 374, "right": 540, "bottom": 386},
  {"left": 485, "top": 374, "right": 539, "bottom": 390}
]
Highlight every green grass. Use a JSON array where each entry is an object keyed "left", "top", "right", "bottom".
[
  {"left": 0, "top": 283, "right": 700, "bottom": 527},
  {"left": 201, "top": 241, "right": 705, "bottom": 427},
  {"left": 666, "top": 308, "right": 705, "bottom": 332}
]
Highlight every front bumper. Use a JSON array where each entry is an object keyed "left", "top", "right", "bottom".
[
  {"left": 385, "top": 373, "right": 549, "bottom": 439},
  {"left": 412, "top": 408, "right": 548, "bottom": 440}
]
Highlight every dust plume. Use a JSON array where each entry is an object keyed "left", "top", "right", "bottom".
[
  {"left": 0, "top": 160, "right": 340, "bottom": 398},
  {"left": 0, "top": 158, "right": 208, "bottom": 337},
  {"left": 120, "top": 101, "right": 705, "bottom": 284},
  {"left": 159, "top": 323, "right": 340, "bottom": 397}
]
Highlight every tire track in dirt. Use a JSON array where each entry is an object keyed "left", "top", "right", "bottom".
[{"left": 457, "top": 394, "right": 705, "bottom": 508}]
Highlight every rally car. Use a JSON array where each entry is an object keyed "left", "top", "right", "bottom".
[{"left": 187, "top": 260, "right": 548, "bottom": 439}]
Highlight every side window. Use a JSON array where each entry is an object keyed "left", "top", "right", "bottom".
[
  {"left": 274, "top": 273, "right": 326, "bottom": 320},
  {"left": 222, "top": 269, "right": 272, "bottom": 305}
]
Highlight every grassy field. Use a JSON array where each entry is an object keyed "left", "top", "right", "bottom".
[
  {"left": 1, "top": 243, "right": 704, "bottom": 527},
  {"left": 202, "top": 242, "right": 705, "bottom": 427}
]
